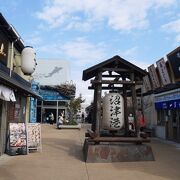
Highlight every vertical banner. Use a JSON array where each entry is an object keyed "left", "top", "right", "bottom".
[
  {"left": 167, "top": 46, "right": 180, "bottom": 82},
  {"left": 148, "top": 64, "right": 161, "bottom": 89},
  {"left": 156, "top": 58, "right": 171, "bottom": 86},
  {"left": 143, "top": 75, "right": 152, "bottom": 92}
]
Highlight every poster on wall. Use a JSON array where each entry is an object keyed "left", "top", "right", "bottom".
[
  {"left": 9, "top": 123, "right": 27, "bottom": 147},
  {"left": 156, "top": 58, "right": 171, "bottom": 86},
  {"left": 167, "top": 46, "right": 180, "bottom": 82},
  {"left": 27, "top": 123, "right": 42, "bottom": 152},
  {"left": 148, "top": 64, "right": 161, "bottom": 89}
]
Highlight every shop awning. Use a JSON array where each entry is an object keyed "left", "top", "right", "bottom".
[
  {"left": 0, "top": 67, "right": 42, "bottom": 100},
  {"left": 0, "top": 85, "right": 16, "bottom": 101}
]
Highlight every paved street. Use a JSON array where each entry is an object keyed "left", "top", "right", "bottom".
[{"left": 1, "top": 124, "right": 180, "bottom": 180}]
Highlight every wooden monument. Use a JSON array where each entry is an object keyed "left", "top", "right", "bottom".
[{"left": 82, "top": 55, "right": 154, "bottom": 162}]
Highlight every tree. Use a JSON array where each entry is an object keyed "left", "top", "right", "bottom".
[{"left": 67, "top": 94, "right": 85, "bottom": 124}]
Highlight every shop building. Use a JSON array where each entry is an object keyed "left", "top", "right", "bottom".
[
  {"left": 143, "top": 46, "right": 180, "bottom": 142},
  {"left": 32, "top": 59, "right": 75, "bottom": 124},
  {"left": 36, "top": 84, "right": 75, "bottom": 124},
  {"left": 0, "top": 13, "right": 38, "bottom": 156}
]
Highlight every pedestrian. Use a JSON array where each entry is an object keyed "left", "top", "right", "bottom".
[
  {"left": 49, "top": 112, "right": 54, "bottom": 125},
  {"left": 128, "top": 113, "right": 135, "bottom": 136},
  {"left": 57, "top": 113, "right": 64, "bottom": 128},
  {"left": 137, "top": 109, "right": 147, "bottom": 138}
]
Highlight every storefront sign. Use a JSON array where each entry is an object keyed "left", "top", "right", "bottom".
[
  {"left": 30, "top": 97, "right": 37, "bottom": 123},
  {"left": 155, "top": 99, "right": 180, "bottom": 109},
  {"left": 148, "top": 64, "right": 160, "bottom": 89},
  {"left": 0, "top": 30, "right": 9, "bottom": 66},
  {"left": 156, "top": 58, "right": 171, "bottom": 86},
  {"left": 167, "top": 46, "right": 180, "bottom": 82},
  {"left": 155, "top": 91, "right": 180, "bottom": 102},
  {"left": 40, "top": 89, "right": 68, "bottom": 101}
]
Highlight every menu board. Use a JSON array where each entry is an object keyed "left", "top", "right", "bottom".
[
  {"left": 27, "top": 123, "right": 41, "bottom": 151},
  {"left": 9, "top": 123, "right": 27, "bottom": 147}
]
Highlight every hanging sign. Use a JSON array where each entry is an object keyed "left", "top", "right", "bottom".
[
  {"left": 167, "top": 46, "right": 180, "bottom": 82},
  {"left": 156, "top": 58, "right": 171, "bottom": 86},
  {"left": 143, "top": 75, "right": 152, "bottom": 92},
  {"left": 0, "top": 30, "right": 8, "bottom": 66},
  {"left": 148, "top": 64, "right": 161, "bottom": 89}
]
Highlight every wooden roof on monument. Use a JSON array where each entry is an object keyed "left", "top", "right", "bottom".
[{"left": 82, "top": 55, "right": 148, "bottom": 81}]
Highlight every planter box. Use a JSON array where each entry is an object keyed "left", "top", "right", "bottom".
[{"left": 57, "top": 123, "right": 81, "bottom": 129}]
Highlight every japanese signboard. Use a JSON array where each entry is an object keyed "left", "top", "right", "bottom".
[
  {"left": 167, "top": 46, "right": 180, "bottom": 82},
  {"left": 143, "top": 75, "right": 152, "bottom": 92},
  {"left": 0, "top": 30, "right": 9, "bottom": 66},
  {"left": 102, "top": 93, "right": 124, "bottom": 130},
  {"left": 148, "top": 64, "right": 161, "bottom": 89},
  {"left": 156, "top": 58, "right": 171, "bottom": 86}
]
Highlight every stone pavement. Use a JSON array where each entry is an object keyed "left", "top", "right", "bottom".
[{"left": 0, "top": 124, "right": 180, "bottom": 180}]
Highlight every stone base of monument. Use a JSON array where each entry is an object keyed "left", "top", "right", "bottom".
[{"left": 83, "top": 139, "right": 154, "bottom": 163}]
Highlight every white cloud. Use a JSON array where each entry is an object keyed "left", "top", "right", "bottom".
[
  {"left": 120, "top": 47, "right": 138, "bottom": 59},
  {"left": 61, "top": 38, "right": 106, "bottom": 66},
  {"left": 37, "top": 38, "right": 107, "bottom": 66},
  {"left": 162, "top": 18, "right": 180, "bottom": 42},
  {"left": 36, "top": 0, "right": 176, "bottom": 32},
  {"left": 25, "top": 32, "right": 42, "bottom": 46}
]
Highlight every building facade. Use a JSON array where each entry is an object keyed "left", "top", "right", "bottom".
[
  {"left": 0, "top": 13, "right": 38, "bottom": 156},
  {"left": 143, "top": 46, "right": 180, "bottom": 142},
  {"left": 36, "top": 84, "right": 75, "bottom": 124}
]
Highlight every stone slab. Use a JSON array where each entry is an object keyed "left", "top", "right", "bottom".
[{"left": 83, "top": 139, "right": 155, "bottom": 163}]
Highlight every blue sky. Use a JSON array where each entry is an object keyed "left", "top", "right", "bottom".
[{"left": 1, "top": 0, "right": 180, "bottom": 105}]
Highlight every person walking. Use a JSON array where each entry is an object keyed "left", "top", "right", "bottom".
[{"left": 49, "top": 112, "right": 54, "bottom": 125}]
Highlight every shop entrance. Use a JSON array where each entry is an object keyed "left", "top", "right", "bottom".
[
  {"left": 167, "top": 109, "right": 180, "bottom": 142},
  {"left": 43, "top": 108, "right": 57, "bottom": 124}
]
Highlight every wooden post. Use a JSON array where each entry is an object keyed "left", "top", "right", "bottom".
[
  {"left": 92, "top": 85, "right": 97, "bottom": 132},
  {"left": 130, "top": 72, "right": 138, "bottom": 136},
  {"left": 56, "top": 101, "right": 58, "bottom": 125},
  {"left": 41, "top": 101, "right": 43, "bottom": 123},
  {"left": 122, "top": 78, "right": 128, "bottom": 136},
  {"left": 93, "top": 71, "right": 102, "bottom": 136}
]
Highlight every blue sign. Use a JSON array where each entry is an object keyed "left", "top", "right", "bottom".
[
  {"left": 155, "top": 99, "right": 180, "bottom": 109},
  {"left": 30, "top": 97, "right": 37, "bottom": 123},
  {"left": 39, "top": 89, "right": 69, "bottom": 101}
]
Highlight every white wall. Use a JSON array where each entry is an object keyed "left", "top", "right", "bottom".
[
  {"left": 143, "top": 94, "right": 157, "bottom": 128},
  {"left": 33, "top": 59, "right": 70, "bottom": 85}
]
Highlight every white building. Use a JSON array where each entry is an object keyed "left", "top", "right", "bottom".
[{"left": 33, "top": 59, "right": 70, "bottom": 85}]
